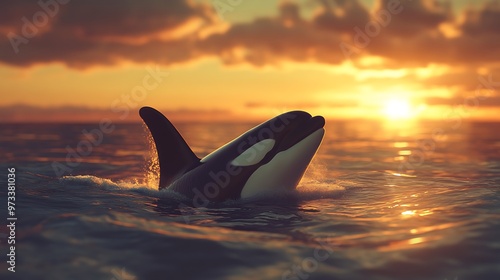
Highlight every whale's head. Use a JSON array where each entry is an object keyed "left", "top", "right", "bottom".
[{"left": 198, "top": 111, "right": 325, "bottom": 199}]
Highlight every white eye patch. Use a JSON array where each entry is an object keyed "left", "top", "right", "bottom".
[{"left": 231, "top": 139, "right": 276, "bottom": 166}]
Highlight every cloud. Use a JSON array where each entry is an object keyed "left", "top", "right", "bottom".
[
  {"left": 423, "top": 70, "right": 482, "bottom": 91},
  {"left": 0, "top": 1, "right": 45, "bottom": 31},
  {"left": 0, "top": 0, "right": 211, "bottom": 67},
  {"left": 313, "top": 0, "right": 371, "bottom": 33},
  {"left": 425, "top": 95, "right": 500, "bottom": 107},
  {"left": 376, "top": 0, "right": 451, "bottom": 36},
  {"left": 57, "top": 0, "right": 209, "bottom": 38},
  {"left": 0, "top": 0, "right": 210, "bottom": 37},
  {"left": 199, "top": 2, "right": 345, "bottom": 66},
  {"left": 460, "top": 1, "right": 500, "bottom": 35},
  {"left": 245, "top": 100, "right": 358, "bottom": 109},
  {"left": 0, "top": 104, "right": 114, "bottom": 122},
  {"left": 0, "top": 0, "right": 500, "bottom": 70},
  {"left": 0, "top": 104, "right": 234, "bottom": 122}
]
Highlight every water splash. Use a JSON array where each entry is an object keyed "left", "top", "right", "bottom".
[
  {"left": 303, "top": 157, "right": 329, "bottom": 182},
  {"left": 143, "top": 123, "right": 160, "bottom": 189}
]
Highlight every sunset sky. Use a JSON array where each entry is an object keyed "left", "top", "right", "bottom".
[{"left": 1, "top": 0, "right": 499, "bottom": 122}]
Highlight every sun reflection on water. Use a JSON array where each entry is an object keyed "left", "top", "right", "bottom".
[{"left": 401, "top": 210, "right": 416, "bottom": 216}]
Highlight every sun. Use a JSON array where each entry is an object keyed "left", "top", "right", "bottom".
[{"left": 383, "top": 98, "right": 412, "bottom": 120}]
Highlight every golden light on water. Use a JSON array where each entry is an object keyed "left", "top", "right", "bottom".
[
  {"left": 401, "top": 210, "right": 416, "bottom": 216},
  {"left": 408, "top": 237, "right": 425, "bottom": 245}
]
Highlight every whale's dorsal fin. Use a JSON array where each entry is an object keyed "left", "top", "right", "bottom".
[{"left": 139, "top": 107, "right": 200, "bottom": 189}]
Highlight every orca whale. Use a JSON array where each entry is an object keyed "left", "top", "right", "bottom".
[{"left": 139, "top": 107, "right": 325, "bottom": 206}]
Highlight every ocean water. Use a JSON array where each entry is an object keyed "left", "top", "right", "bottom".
[{"left": 0, "top": 119, "right": 499, "bottom": 280}]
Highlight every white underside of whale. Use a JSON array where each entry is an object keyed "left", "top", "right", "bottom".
[{"left": 240, "top": 128, "right": 325, "bottom": 199}]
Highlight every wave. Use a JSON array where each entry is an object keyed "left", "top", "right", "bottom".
[{"left": 58, "top": 174, "right": 347, "bottom": 204}]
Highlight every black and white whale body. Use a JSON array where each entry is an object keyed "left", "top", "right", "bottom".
[{"left": 139, "top": 106, "right": 325, "bottom": 206}]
